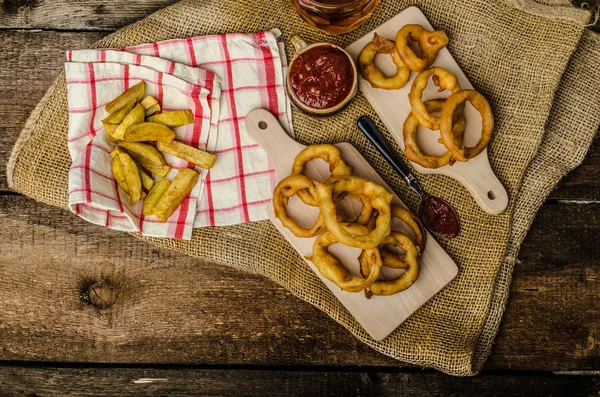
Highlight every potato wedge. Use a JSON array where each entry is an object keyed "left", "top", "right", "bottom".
[
  {"left": 147, "top": 110, "right": 194, "bottom": 127},
  {"left": 126, "top": 150, "right": 172, "bottom": 179},
  {"left": 112, "top": 156, "right": 129, "bottom": 195},
  {"left": 152, "top": 168, "right": 199, "bottom": 222},
  {"left": 145, "top": 104, "right": 161, "bottom": 117},
  {"left": 140, "top": 96, "right": 159, "bottom": 110},
  {"left": 124, "top": 122, "right": 176, "bottom": 142},
  {"left": 143, "top": 180, "right": 170, "bottom": 216},
  {"left": 105, "top": 81, "right": 145, "bottom": 114},
  {"left": 110, "top": 146, "right": 123, "bottom": 159},
  {"left": 157, "top": 140, "right": 216, "bottom": 169},
  {"left": 113, "top": 103, "right": 145, "bottom": 141},
  {"left": 118, "top": 152, "right": 143, "bottom": 205},
  {"left": 117, "top": 141, "right": 166, "bottom": 165},
  {"left": 138, "top": 166, "right": 155, "bottom": 191},
  {"left": 102, "top": 100, "right": 136, "bottom": 125}
]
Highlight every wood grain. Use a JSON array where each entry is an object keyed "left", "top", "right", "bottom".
[
  {"left": 0, "top": 0, "right": 178, "bottom": 30},
  {"left": 0, "top": 30, "right": 105, "bottom": 190},
  {"left": 0, "top": 0, "right": 597, "bottom": 32},
  {"left": 0, "top": 365, "right": 599, "bottom": 396},
  {"left": 0, "top": 194, "right": 598, "bottom": 371}
]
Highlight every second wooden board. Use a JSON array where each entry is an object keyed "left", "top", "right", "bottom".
[
  {"left": 345, "top": 6, "right": 508, "bottom": 215},
  {"left": 245, "top": 109, "right": 458, "bottom": 341}
]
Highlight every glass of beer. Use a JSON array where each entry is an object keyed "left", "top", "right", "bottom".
[{"left": 290, "top": 0, "right": 380, "bottom": 35}]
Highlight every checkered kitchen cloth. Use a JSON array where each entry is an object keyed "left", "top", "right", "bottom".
[
  {"left": 66, "top": 57, "right": 220, "bottom": 240},
  {"left": 67, "top": 30, "right": 293, "bottom": 239}
]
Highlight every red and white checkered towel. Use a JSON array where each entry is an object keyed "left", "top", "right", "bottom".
[
  {"left": 66, "top": 60, "right": 220, "bottom": 240},
  {"left": 66, "top": 30, "right": 293, "bottom": 239}
]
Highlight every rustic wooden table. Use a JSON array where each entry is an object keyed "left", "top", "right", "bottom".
[{"left": 0, "top": 1, "right": 599, "bottom": 395}]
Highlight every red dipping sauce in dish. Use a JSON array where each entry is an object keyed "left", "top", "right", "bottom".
[{"left": 288, "top": 45, "right": 354, "bottom": 109}]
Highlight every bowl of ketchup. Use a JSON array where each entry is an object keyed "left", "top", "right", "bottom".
[{"left": 286, "top": 35, "right": 358, "bottom": 116}]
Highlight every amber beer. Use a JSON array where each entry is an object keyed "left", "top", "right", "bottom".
[{"left": 291, "top": 0, "right": 380, "bottom": 35}]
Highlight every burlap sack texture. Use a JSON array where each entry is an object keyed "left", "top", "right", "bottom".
[{"left": 7, "top": 0, "right": 599, "bottom": 376}]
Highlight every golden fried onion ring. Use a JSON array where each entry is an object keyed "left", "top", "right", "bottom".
[
  {"left": 291, "top": 144, "right": 353, "bottom": 206},
  {"left": 358, "top": 33, "right": 411, "bottom": 90},
  {"left": 403, "top": 99, "right": 465, "bottom": 169},
  {"left": 395, "top": 24, "right": 448, "bottom": 72},
  {"left": 439, "top": 89, "right": 494, "bottom": 162},
  {"left": 307, "top": 223, "right": 382, "bottom": 293},
  {"left": 360, "top": 232, "right": 420, "bottom": 296},
  {"left": 373, "top": 205, "right": 426, "bottom": 269},
  {"left": 408, "top": 67, "right": 462, "bottom": 130},
  {"left": 273, "top": 175, "right": 324, "bottom": 238},
  {"left": 315, "top": 176, "right": 393, "bottom": 250}
]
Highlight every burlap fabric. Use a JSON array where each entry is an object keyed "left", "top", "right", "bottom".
[{"left": 7, "top": 0, "right": 600, "bottom": 376}]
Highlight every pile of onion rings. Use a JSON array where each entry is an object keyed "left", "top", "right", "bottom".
[
  {"left": 357, "top": 24, "right": 495, "bottom": 167},
  {"left": 357, "top": 24, "right": 448, "bottom": 90},
  {"left": 273, "top": 144, "right": 425, "bottom": 297}
]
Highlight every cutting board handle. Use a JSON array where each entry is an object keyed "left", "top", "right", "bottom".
[{"left": 245, "top": 109, "right": 306, "bottom": 178}]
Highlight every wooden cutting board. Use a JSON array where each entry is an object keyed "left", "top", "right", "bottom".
[
  {"left": 345, "top": 6, "right": 508, "bottom": 215},
  {"left": 245, "top": 109, "right": 458, "bottom": 341}
]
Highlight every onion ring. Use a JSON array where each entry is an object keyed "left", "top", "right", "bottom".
[
  {"left": 306, "top": 223, "right": 382, "bottom": 293},
  {"left": 272, "top": 175, "right": 325, "bottom": 238},
  {"left": 358, "top": 33, "right": 411, "bottom": 90},
  {"left": 403, "top": 98, "right": 465, "bottom": 168},
  {"left": 439, "top": 89, "right": 494, "bottom": 162},
  {"left": 345, "top": 193, "right": 374, "bottom": 225},
  {"left": 408, "top": 67, "right": 462, "bottom": 130},
  {"left": 291, "top": 144, "right": 353, "bottom": 206},
  {"left": 360, "top": 232, "right": 420, "bottom": 296},
  {"left": 391, "top": 205, "right": 426, "bottom": 253},
  {"left": 374, "top": 205, "right": 425, "bottom": 269},
  {"left": 395, "top": 24, "right": 448, "bottom": 72},
  {"left": 315, "top": 175, "right": 393, "bottom": 250}
]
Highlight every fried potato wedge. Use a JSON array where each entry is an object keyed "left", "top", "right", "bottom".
[
  {"left": 113, "top": 103, "right": 145, "bottom": 141},
  {"left": 140, "top": 96, "right": 159, "bottom": 110},
  {"left": 124, "top": 122, "right": 176, "bottom": 142},
  {"left": 147, "top": 110, "right": 194, "bottom": 127},
  {"left": 112, "top": 156, "right": 129, "bottom": 195},
  {"left": 141, "top": 96, "right": 161, "bottom": 117},
  {"left": 102, "top": 100, "right": 136, "bottom": 125},
  {"left": 117, "top": 141, "right": 166, "bottom": 165},
  {"left": 118, "top": 152, "right": 143, "bottom": 205},
  {"left": 138, "top": 167, "right": 155, "bottom": 191},
  {"left": 145, "top": 104, "right": 161, "bottom": 117},
  {"left": 143, "top": 179, "right": 170, "bottom": 216},
  {"left": 110, "top": 146, "right": 123, "bottom": 158},
  {"left": 105, "top": 81, "right": 145, "bottom": 114},
  {"left": 157, "top": 140, "right": 216, "bottom": 169},
  {"left": 126, "top": 150, "right": 172, "bottom": 178},
  {"left": 152, "top": 168, "right": 199, "bottom": 222}
]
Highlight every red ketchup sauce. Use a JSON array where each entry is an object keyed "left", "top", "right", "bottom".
[
  {"left": 421, "top": 193, "right": 460, "bottom": 238},
  {"left": 289, "top": 45, "right": 354, "bottom": 109}
]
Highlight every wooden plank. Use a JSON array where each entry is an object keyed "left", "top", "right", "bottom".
[
  {"left": 1, "top": 30, "right": 599, "bottom": 200},
  {"left": 0, "top": 30, "right": 105, "bottom": 191},
  {"left": 1, "top": 366, "right": 599, "bottom": 397},
  {"left": 0, "top": 193, "right": 598, "bottom": 371},
  {"left": 0, "top": 0, "right": 177, "bottom": 30},
  {"left": 490, "top": 200, "right": 600, "bottom": 370}
]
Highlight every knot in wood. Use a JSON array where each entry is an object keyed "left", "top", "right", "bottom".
[{"left": 88, "top": 281, "right": 119, "bottom": 310}]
